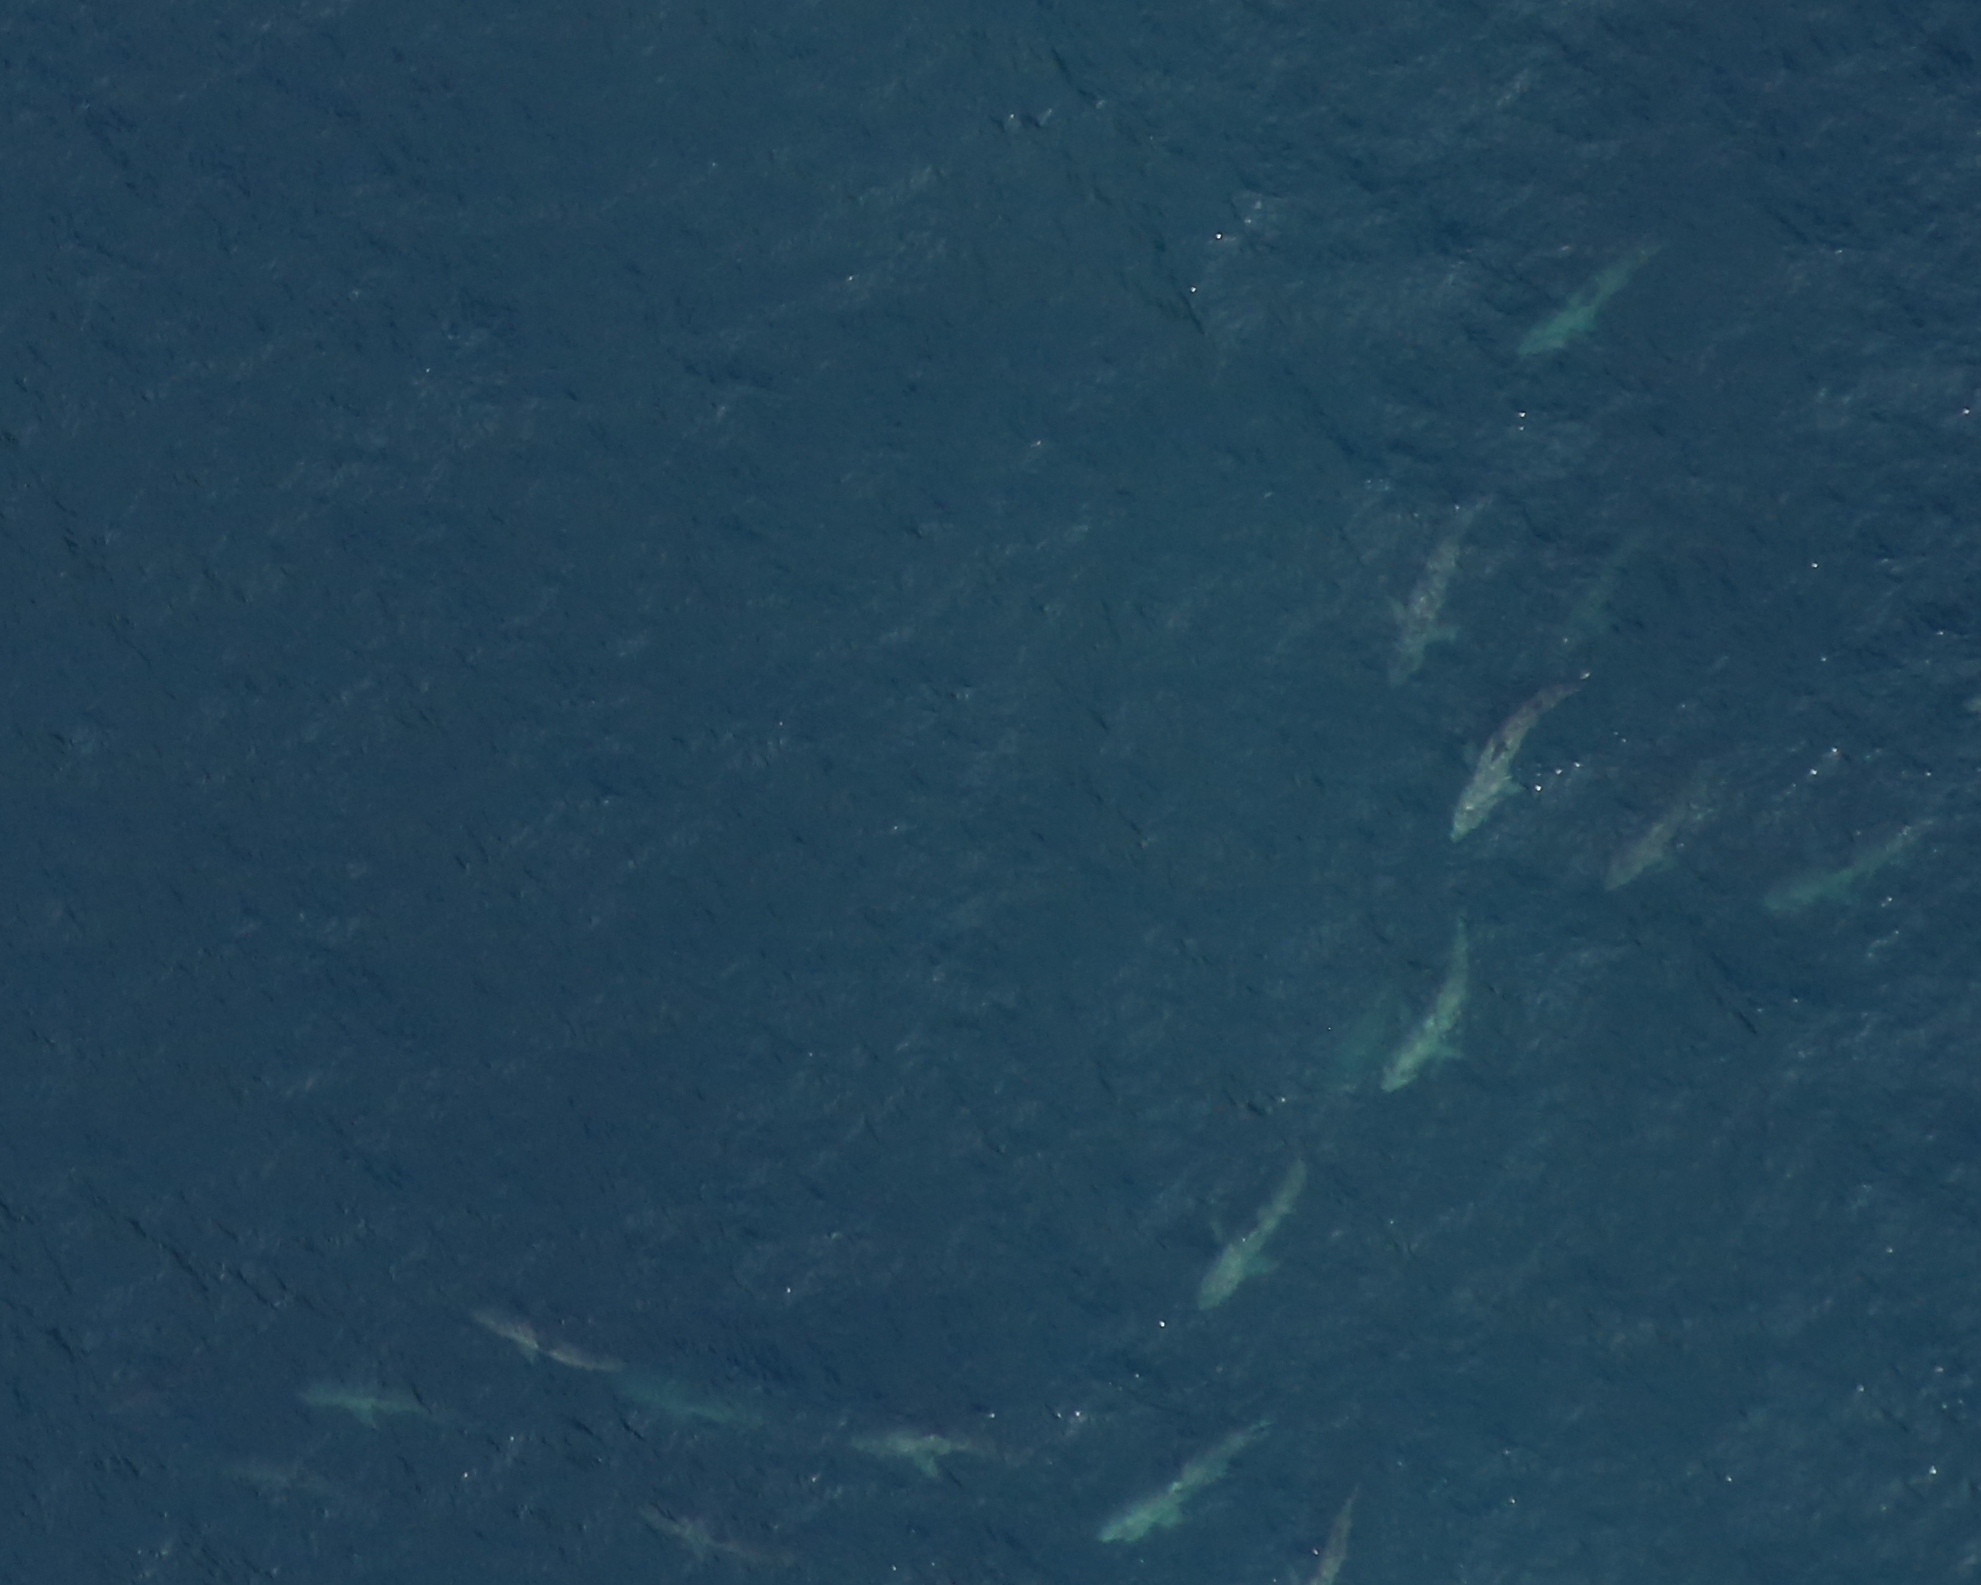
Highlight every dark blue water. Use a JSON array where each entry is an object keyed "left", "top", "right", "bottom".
[{"left": 6, "top": 0, "right": 1981, "bottom": 1580}]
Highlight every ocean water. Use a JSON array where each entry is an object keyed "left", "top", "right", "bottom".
[{"left": 4, "top": 0, "right": 1980, "bottom": 1580}]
